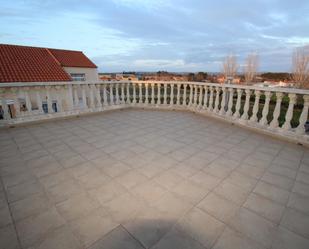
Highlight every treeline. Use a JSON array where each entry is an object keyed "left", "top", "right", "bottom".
[{"left": 260, "top": 72, "right": 291, "bottom": 81}]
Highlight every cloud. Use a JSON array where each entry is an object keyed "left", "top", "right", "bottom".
[{"left": 1, "top": 0, "right": 309, "bottom": 72}]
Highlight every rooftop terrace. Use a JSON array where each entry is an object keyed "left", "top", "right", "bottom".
[{"left": 1, "top": 109, "right": 309, "bottom": 249}]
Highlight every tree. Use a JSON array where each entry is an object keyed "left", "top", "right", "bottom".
[
  {"left": 292, "top": 45, "right": 309, "bottom": 89},
  {"left": 222, "top": 54, "right": 238, "bottom": 81},
  {"left": 187, "top": 73, "right": 195, "bottom": 81},
  {"left": 195, "top": 72, "right": 208, "bottom": 81},
  {"left": 244, "top": 53, "right": 259, "bottom": 84}
]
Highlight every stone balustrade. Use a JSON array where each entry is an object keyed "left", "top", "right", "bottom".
[{"left": 1, "top": 81, "right": 309, "bottom": 145}]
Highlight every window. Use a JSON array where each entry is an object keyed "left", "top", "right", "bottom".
[{"left": 70, "top": 73, "right": 86, "bottom": 81}]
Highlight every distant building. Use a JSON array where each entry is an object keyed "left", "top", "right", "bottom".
[{"left": 0, "top": 44, "right": 98, "bottom": 83}]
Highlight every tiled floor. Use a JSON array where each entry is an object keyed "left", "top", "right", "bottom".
[{"left": 0, "top": 109, "right": 309, "bottom": 249}]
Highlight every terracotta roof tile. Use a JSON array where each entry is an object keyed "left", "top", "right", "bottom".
[{"left": 48, "top": 48, "right": 97, "bottom": 68}]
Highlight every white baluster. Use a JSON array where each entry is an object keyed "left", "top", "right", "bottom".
[
  {"left": 132, "top": 83, "right": 137, "bottom": 105},
  {"left": 73, "top": 86, "right": 79, "bottom": 107},
  {"left": 176, "top": 84, "right": 181, "bottom": 106},
  {"left": 13, "top": 90, "right": 20, "bottom": 116},
  {"left": 46, "top": 86, "right": 53, "bottom": 113},
  {"left": 126, "top": 83, "right": 130, "bottom": 104},
  {"left": 233, "top": 89, "right": 242, "bottom": 118},
  {"left": 89, "top": 85, "right": 95, "bottom": 108},
  {"left": 269, "top": 92, "right": 283, "bottom": 128},
  {"left": 157, "top": 83, "right": 161, "bottom": 105},
  {"left": 189, "top": 84, "right": 193, "bottom": 106},
  {"left": 121, "top": 84, "right": 125, "bottom": 104},
  {"left": 138, "top": 83, "right": 143, "bottom": 104},
  {"left": 96, "top": 84, "right": 102, "bottom": 107},
  {"left": 193, "top": 85, "right": 198, "bottom": 107},
  {"left": 151, "top": 83, "right": 155, "bottom": 105},
  {"left": 103, "top": 84, "right": 108, "bottom": 106},
  {"left": 241, "top": 89, "right": 251, "bottom": 120},
  {"left": 219, "top": 87, "right": 227, "bottom": 115},
  {"left": 203, "top": 86, "right": 208, "bottom": 109},
  {"left": 109, "top": 84, "right": 114, "bottom": 105},
  {"left": 115, "top": 83, "right": 120, "bottom": 105},
  {"left": 1, "top": 99, "right": 10, "bottom": 120},
  {"left": 24, "top": 89, "right": 32, "bottom": 112},
  {"left": 214, "top": 87, "right": 220, "bottom": 113},
  {"left": 35, "top": 88, "right": 43, "bottom": 113},
  {"left": 208, "top": 86, "right": 214, "bottom": 111},
  {"left": 170, "top": 83, "right": 174, "bottom": 106},
  {"left": 296, "top": 95, "right": 309, "bottom": 134},
  {"left": 198, "top": 85, "right": 203, "bottom": 109},
  {"left": 226, "top": 88, "right": 234, "bottom": 116},
  {"left": 259, "top": 91, "right": 271, "bottom": 126},
  {"left": 163, "top": 84, "right": 167, "bottom": 105},
  {"left": 145, "top": 83, "right": 149, "bottom": 104},
  {"left": 282, "top": 93, "right": 297, "bottom": 130},
  {"left": 81, "top": 85, "right": 88, "bottom": 108},
  {"left": 250, "top": 90, "right": 261, "bottom": 122},
  {"left": 183, "top": 84, "right": 187, "bottom": 106}
]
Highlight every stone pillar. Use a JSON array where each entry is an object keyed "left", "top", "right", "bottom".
[
  {"left": 282, "top": 93, "right": 297, "bottom": 130},
  {"left": 145, "top": 83, "right": 149, "bottom": 104},
  {"left": 198, "top": 85, "right": 203, "bottom": 108},
  {"left": 96, "top": 84, "right": 102, "bottom": 107},
  {"left": 115, "top": 84, "right": 120, "bottom": 105},
  {"left": 189, "top": 85, "right": 193, "bottom": 106},
  {"left": 269, "top": 92, "right": 283, "bottom": 128},
  {"left": 89, "top": 85, "right": 95, "bottom": 109},
  {"left": 241, "top": 89, "right": 251, "bottom": 120},
  {"left": 193, "top": 85, "right": 198, "bottom": 107},
  {"left": 126, "top": 83, "right": 131, "bottom": 104},
  {"left": 163, "top": 84, "right": 167, "bottom": 105},
  {"left": 157, "top": 83, "right": 161, "bottom": 105},
  {"left": 259, "top": 91, "right": 271, "bottom": 126},
  {"left": 103, "top": 84, "right": 108, "bottom": 106},
  {"left": 138, "top": 83, "right": 143, "bottom": 104},
  {"left": 250, "top": 90, "right": 261, "bottom": 122},
  {"left": 120, "top": 84, "right": 125, "bottom": 104},
  {"left": 296, "top": 95, "right": 309, "bottom": 134},
  {"left": 183, "top": 84, "right": 187, "bottom": 106},
  {"left": 170, "top": 84, "right": 174, "bottom": 106},
  {"left": 132, "top": 83, "right": 137, "bottom": 105},
  {"left": 151, "top": 83, "right": 155, "bottom": 105}
]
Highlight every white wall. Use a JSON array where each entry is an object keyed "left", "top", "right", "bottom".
[{"left": 63, "top": 67, "right": 99, "bottom": 81}]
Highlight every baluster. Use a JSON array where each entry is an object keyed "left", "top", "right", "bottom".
[
  {"left": 24, "top": 89, "right": 32, "bottom": 112},
  {"left": 189, "top": 84, "right": 193, "bottom": 106},
  {"left": 176, "top": 84, "right": 181, "bottom": 106},
  {"left": 81, "top": 85, "right": 88, "bottom": 108},
  {"left": 170, "top": 83, "right": 174, "bottom": 106},
  {"left": 296, "top": 95, "right": 309, "bottom": 134},
  {"left": 269, "top": 92, "right": 283, "bottom": 128},
  {"left": 109, "top": 84, "right": 114, "bottom": 105},
  {"left": 145, "top": 83, "right": 149, "bottom": 104},
  {"left": 115, "top": 83, "right": 120, "bottom": 105},
  {"left": 139, "top": 83, "right": 143, "bottom": 104},
  {"left": 282, "top": 93, "right": 296, "bottom": 130},
  {"left": 259, "top": 91, "right": 271, "bottom": 126},
  {"left": 121, "top": 83, "right": 125, "bottom": 104},
  {"left": 46, "top": 86, "right": 53, "bottom": 113},
  {"left": 241, "top": 89, "right": 251, "bottom": 120},
  {"left": 157, "top": 83, "right": 161, "bottom": 105},
  {"left": 151, "top": 83, "right": 155, "bottom": 105},
  {"left": 198, "top": 85, "right": 203, "bottom": 109},
  {"left": 132, "top": 83, "right": 137, "bottom": 104},
  {"left": 73, "top": 86, "right": 79, "bottom": 107},
  {"left": 103, "top": 84, "right": 108, "bottom": 106},
  {"left": 89, "top": 85, "right": 95, "bottom": 108},
  {"left": 13, "top": 90, "right": 21, "bottom": 116},
  {"left": 35, "top": 88, "right": 43, "bottom": 113},
  {"left": 250, "top": 90, "right": 260, "bottom": 122},
  {"left": 219, "top": 87, "right": 227, "bottom": 115},
  {"left": 214, "top": 87, "right": 220, "bottom": 113},
  {"left": 163, "top": 84, "right": 167, "bottom": 105},
  {"left": 193, "top": 85, "right": 198, "bottom": 107},
  {"left": 183, "top": 84, "right": 187, "bottom": 106},
  {"left": 226, "top": 88, "right": 234, "bottom": 116},
  {"left": 1, "top": 99, "right": 10, "bottom": 119},
  {"left": 126, "top": 83, "right": 130, "bottom": 104},
  {"left": 203, "top": 86, "right": 208, "bottom": 109},
  {"left": 208, "top": 86, "right": 214, "bottom": 111},
  {"left": 233, "top": 89, "right": 242, "bottom": 118}
]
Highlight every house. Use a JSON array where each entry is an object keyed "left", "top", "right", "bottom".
[
  {"left": 0, "top": 44, "right": 99, "bottom": 83},
  {"left": 0, "top": 44, "right": 99, "bottom": 118}
]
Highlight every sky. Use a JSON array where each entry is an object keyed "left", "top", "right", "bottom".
[{"left": 1, "top": 0, "right": 309, "bottom": 73}]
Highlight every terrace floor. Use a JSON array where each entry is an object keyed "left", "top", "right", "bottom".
[{"left": 0, "top": 109, "right": 309, "bottom": 249}]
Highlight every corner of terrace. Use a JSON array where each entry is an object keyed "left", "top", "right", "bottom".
[{"left": 1, "top": 81, "right": 309, "bottom": 249}]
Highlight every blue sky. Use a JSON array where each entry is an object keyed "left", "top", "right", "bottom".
[{"left": 1, "top": 0, "right": 309, "bottom": 72}]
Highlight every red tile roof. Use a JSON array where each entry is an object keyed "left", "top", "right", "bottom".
[
  {"left": 49, "top": 48, "right": 97, "bottom": 68},
  {"left": 0, "top": 44, "right": 97, "bottom": 83}
]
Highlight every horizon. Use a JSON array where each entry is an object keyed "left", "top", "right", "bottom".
[{"left": 1, "top": 0, "right": 309, "bottom": 73}]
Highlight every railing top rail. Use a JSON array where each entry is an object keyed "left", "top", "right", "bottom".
[{"left": 1, "top": 80, "right": 309, "bottom": 95}]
